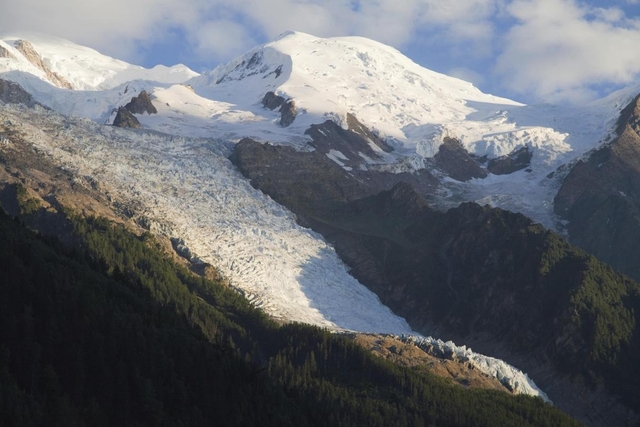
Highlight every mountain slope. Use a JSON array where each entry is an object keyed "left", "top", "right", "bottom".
[
  {"left": 231, "top": 140, "right": 640, "bottom": 426},
  {"left": 555, "top": 94, "right": 640, "bottom": 283},
  {"left": 146, "top": 32, "right": 629, "bottom": 229},
  {"left": 1, "top": 205, "right": 585, "bottom": 427}
]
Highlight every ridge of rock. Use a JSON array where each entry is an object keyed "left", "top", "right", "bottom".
[
  {"left": 124, "top": 90, "right": 157, "bottom": 115},
  {"left": 555, "top": 93, "right": 640, "bottom": 281},
  {"left": 13, "top": 39, "right": 73, "bottom": 89},
  {"left": 434, "top": 137, "right": 487, "bottom": 181},
  {"left": 112, "top": 106, "right": 141, "bottom": 128},
  {"left": 0, "top": 79, "right": 39, "bottom": 107}
]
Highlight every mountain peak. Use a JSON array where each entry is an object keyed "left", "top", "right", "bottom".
[{"left": 273, "top": 30, "right": 313, "bottom": 41}]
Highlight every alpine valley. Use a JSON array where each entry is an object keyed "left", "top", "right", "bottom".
[{"left": 1, "top": 31, "right": 640, "bottom": 427}]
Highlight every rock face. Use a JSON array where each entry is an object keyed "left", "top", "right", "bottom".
[
  {"left": 13, "top": 40, "right": 73, "bottom": 89},
  {"left": 0, "top": 79, "right": 38, "bottom": 107},
  {"left": 434, "top": 137, "right": 487, "bottom": 181},
  {"left": 305, "top": 120, "right": 379, "bottom": 169},
  {"left": 230, "top": 138, "right": 437, "bottom": 226},
  {"left": 124, "top": 90, "right": 157, "bottom": 115},
  {"left": 555, "top": 94, "right": 640, "bottom": 281},
  {"left": 345, "top": 113, "right": 393, "bottom": 153},
  {"left": 0, "top": 45, "right": 15, "bottom": 59},
  {"left": 112, "top": 107, "right": 141, "bottom": 128},
  {"left": 261, "top": 91, "right": 285, "bottom": 110},
  {"left": 279, "top": 99, "right": 296, "bottom": 127},
  {"left": 347, "top": 333, "right": 513, "bottom": 393},
  {"left": 261, "top": 91, "right": 296, "bottom": 127},
  {"left": 487, "top": 146, "right": 532, "bottom": 175}
]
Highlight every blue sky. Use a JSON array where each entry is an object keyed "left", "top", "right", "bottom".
[{"left": 3, "top": 0, "right": 640, "bottom": 104}]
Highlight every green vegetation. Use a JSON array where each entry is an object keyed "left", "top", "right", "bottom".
[
  {"left": 15, "top": 183, "right": 40, "bottom": 215},
  {"left": 0, "top": 207, "right": 582, "bottom": 426}
]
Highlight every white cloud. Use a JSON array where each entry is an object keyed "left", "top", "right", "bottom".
[
  {"left": 3, "top": 0, "right": 640, "bottom": 104},
  {"left": 448, "top": 67, "right": 486, "bottom": 86},
  {"left": 0, "top": 0, "right": 501, "bottom": 65},
  {"left": 193, "top": 20, "right": 258, "bottom": 59},
  {"left": 0, "top": 0, "right": 203, "bottom": 62},
  {"left": 496, "top": 0, "right": 640, "bottom": 103}
]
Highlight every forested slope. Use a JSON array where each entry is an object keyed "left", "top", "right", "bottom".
[{"left": 0, "top": 205, "right": 580, "bottom": 427}]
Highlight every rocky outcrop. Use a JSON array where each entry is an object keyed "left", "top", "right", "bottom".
[
  {"left": 124, "top": 90, "right": 157, "bottom": 115},
  {"left": 261, "top": 91, "right": 296, "bottom": 127},
  {"left": 345, "top": 113, "right": 393, "bottom": 152},
  {"left": 347, "top": 333, "right": 513, "bottom": 393},
  {"left": 229, "top": 138, "right": 437, "bottom": 226},
  {"left": 0, "top": 79, "right": 38, "bottom": 107},
  {"left": 112, "top": 107, "right": 141, "bottom": 128},
  {"left": 14, "top": 40, "right": 73, "bottom": 89},
  {"left": 303, "top": 114, "right": 396, "bottom": 170},
  {"left": 487, "top": 146, "right": 532, "bottom": 175},
  {"left": 279, "top": 99, "right": 296, "bottom": 127},
  {"left": 555, "top": 94, "right": 640, "bottom": 282},
  {"left": 0, "top": 44, "right": 15, "bottom": 59},
  {"left": 262, "top": 91, "right": 285, "bottom": 110},
  {"left": 434, "top": 137, "right": 487, "bottom": 181}
]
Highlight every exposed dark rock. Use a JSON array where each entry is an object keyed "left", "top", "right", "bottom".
[
  {"left": 14, "top": 40, "right": 73, "bottom": 89},
  {"left": 261, "top": 92, "right": 297, "bottom": 127},
  {"left": 0, "top": 79, "right": 38, "bottom": 107},
  {"left": 279, "top": 99, "right": 297, "bottom": 127},
  {"left": 170, "top": 237, "right": 194, "bottom": 261},
  {"left": 434, "top": 137, "right": 487, "bottom": 181},
  {"left": 124, "top": 90, "right": 157, "bottom": 115},
  {"left": 0, "top": 44, "right": 15, "bottom": 59},
  {"left": 216, "top": 51, "right": 273, "bottom": 84},
  {"left": 262, "top": 91, "right": 285, "bottom": 110},
  {"left": 112, "top": 107, "right": 141, "bottom": 128},
  {"left": 555, "top": 93, "right": 640, "bottom": 282},
  {"left": 303, "top": 116, "right": 396, "bottom": 169},
  {"left": 229, "top": 138, "right": 437, "bottom": 226},
  {"left": 345, "top": 113, "right": 393, "bottom": 153},
  {"left": 487, "top": 146, "right": 532, "bottom": 175}
]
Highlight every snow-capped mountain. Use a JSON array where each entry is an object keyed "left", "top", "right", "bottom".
[
  {"left": 3, "top": 31, "right": 640, "bottom": 415},
  {"left": 0, "top": 32, "right": 198, "bottom": 90},
  {"left": 2, "top": 31, "right": 628, "bottom": 229}
]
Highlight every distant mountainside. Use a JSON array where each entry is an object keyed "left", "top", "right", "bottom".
[{"left": 556, "top": 94, "right": 640, "bottom": 283}]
